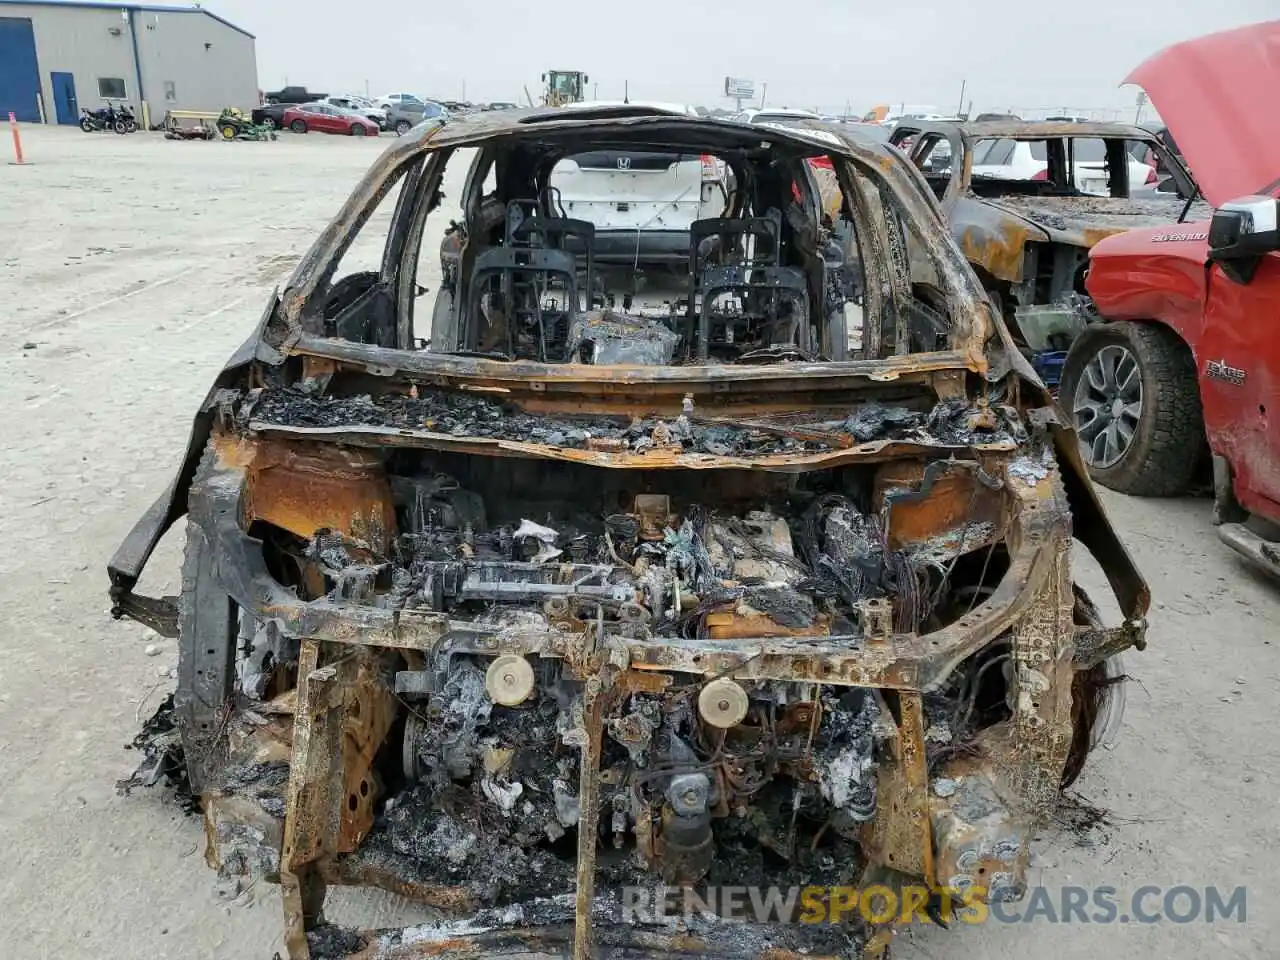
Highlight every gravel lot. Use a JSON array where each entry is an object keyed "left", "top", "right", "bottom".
[{"left": 1, "top": 125, "right": 1276, "bottom": 960}]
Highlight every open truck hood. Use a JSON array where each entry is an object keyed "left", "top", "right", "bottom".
[{"left": 1127, "top": 20, "right": 1280, "bottom": 208}]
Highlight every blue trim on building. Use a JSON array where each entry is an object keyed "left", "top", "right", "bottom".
[{"left": 0, "top": 1, "right": 254, "bottom": 40}]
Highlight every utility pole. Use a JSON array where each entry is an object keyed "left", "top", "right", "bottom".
[
  {"left": 759, "top": 82, "right": 767, "bottom": 109},
  {"left": 956, "top": 79, "right": 966, "bottom": 118},
  {"left": 593, "top": 82, "right": 598, "bottom": 101}
]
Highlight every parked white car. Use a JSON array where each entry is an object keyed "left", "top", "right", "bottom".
[
  {"left": 971, "top": 138, "right": 1158, "bottom": 194},
  {"left": 734, "top": 107, "right": 820, "bottom": 125},
  {"left": 323, "top": 96, "right": 387, "bottom": 128},
  {"left": 549, "top": 102, "right": 726, "bottom": 265},
  {"left": 375, "top": 92, "right": 426, "bottom": 112}
]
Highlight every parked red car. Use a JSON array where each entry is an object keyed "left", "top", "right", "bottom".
[
  {"left": 1062, "top": 20, "right": 1280, "bottom": 576},
  {"left": 282, "top": 102, "right": 380, "bottom": 137}
]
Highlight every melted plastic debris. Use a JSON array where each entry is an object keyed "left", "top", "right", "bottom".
[
  {"left": 380, "top": 788, "right": 575, "bottom": 903},
  {"left": 250, "top": 388, "right": 831, "bottom": 456},
  {"left": 248, "top": 388, "right": 1028, "bottom": 455},
  {"left": 116, "top": 694, "right": 195, "bottom": 812},
  {"left": 220, "top": 760, "right": 290, "bottom": 819},
  {"left": 306, "top": 924, "right": 369, "bottom": 960},
  {"left": 815, "top": 689, "right": 880, "bottom": 821},
  {"left": 844, "top": 405, "right": 919, "bottom": 442},
  {"left": 366, "top": 889, "right": 866, "bottom": 958},
  {"left": 1007, "top": 452, "right": 1053, "bottom": 486}
]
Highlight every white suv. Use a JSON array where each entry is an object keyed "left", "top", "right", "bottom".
[
  {"left": 971, "top": 138, "right": 1158, "bottom": 195},
  {"left": 548, "top": 102, "right": 726, "bottom": 265}
]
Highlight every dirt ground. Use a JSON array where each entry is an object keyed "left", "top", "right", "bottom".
[{"left": 1, "top": 125, "right": 1275, "bottom": 960}]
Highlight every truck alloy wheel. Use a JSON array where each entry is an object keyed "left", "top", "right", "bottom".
[
  {"left": 1061, "top": 322, "right": 1206, "bottom": 496},
  {"left": 1072, "top": 343, "right": 1143, "bottom": 469}
]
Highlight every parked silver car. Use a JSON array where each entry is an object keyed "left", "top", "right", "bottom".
[{"left": 385, "top": 98, "right": 449, "bottom": 136}]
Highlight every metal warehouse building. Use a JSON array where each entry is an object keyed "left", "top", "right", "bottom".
[{"left": 0, "top": 1, "right": 256, "bottom": 126}]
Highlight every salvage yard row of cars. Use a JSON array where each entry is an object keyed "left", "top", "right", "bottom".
[
  {"left": 254, "top": 88, "right": 512, "bottom": 136},
  {"left": 109, "top": 18, "right": 1278, "bottom": 960}
]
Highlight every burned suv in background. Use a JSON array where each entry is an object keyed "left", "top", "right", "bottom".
[
  {"left": 109, "top": 107, "right": 1148, "bottom": 960},
  {"left": 890, "top": 121, "right": 1200, "bottom": 385}
]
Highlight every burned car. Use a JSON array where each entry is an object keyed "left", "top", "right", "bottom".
[
  {"left": 888, "top": 121, "right": 1202, "bottom": 385},
  {"left": 109, "top": 106, "right": 1148, "bottom": 959}
]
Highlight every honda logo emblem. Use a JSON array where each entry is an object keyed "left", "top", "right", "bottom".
[{"left": 616, "top": 156, "right": 631, "bottom": 170}]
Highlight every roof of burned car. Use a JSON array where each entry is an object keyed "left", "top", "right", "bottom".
[
  {"left": 398, "top": 104, "right": 902, "bottom": 162},
  {"left": 897, "top": 119, "right": 1158, "bottom": 143}
]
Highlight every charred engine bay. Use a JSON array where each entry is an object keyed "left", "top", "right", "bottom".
[
  {"left": 144, "top": 390, "right": 1035, "bottom": 958},
  {"left": 288, "top": 448, "right": 1001, "bottom": 639},
  {"left": 227, "top": 447, "right": 1016, "bottom": 947},
  {"left": 247, "top": 384, "right": 1029, "bottom": 456}
]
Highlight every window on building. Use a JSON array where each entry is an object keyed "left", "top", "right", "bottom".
[
  {"left": 98, "top": 77, "right": 127, "bottom": 100},
  {"left": 164, "top": 81, "right": 177, "bottom": 102}
]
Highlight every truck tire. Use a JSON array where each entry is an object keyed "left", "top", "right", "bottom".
[{"left": 1060, "top": 321, "right": 1205, "bottom": 497}]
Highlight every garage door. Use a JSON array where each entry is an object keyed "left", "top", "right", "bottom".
[{"left": 0, "top": 18, "right": 41, "bottom": 122}]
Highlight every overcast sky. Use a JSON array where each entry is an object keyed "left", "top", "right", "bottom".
[{"left": 199, "top": 1, "right": 1272, "bottom": 116}]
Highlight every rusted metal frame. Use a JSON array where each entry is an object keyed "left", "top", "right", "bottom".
[
  {"left": 572, "top": 676, "right": 612, "bottom": 960},
  {"left": 175, "top": 449, "right": 248, "bottom": 793},
  {"left": 928, "top": 738, "right": 1032, "bottom": 899},
  {"left": 280, "top": 642, "right": 396, "bottom": 959},
  {"left": 951, "top": 129, "right": 973, "bottom": 205},
  {"left": 107, "top": 311, "right": 271, "bottom": 597},
  {"left": 1073, "top": 619, "right": 1147, "bottom": 667},
  {"left": 1046, "top": 418, "right": 1151, "bottom": 620},
  {"left": 862, "top": 691, "right": 933, "bottom": 880},
  {"left": 278, "top": 116, "right": 865, "bottom": 331},
  {"left": 232, "top": 434, "right": 396, "bottom": 552},
  {"left": 276, "top": 114, "right": 991, "bottom": 362},
  {"left": 282, "top": 124, "right": 444, "bottom": 328},
  {"left": 834, "top": 163, "right": 902, "bottom": 361},
  {"left": 863, "top": 190, "right": 992, "bottom": 368},
  {"left": 1008, "top": 547, "right": 1077, "bottom": 812},
  {"left": 281, "top": 640, "right": 338, "bottom": 960},
  {"left": 286, "top": 334, "right": 980, "bottom": 388},
  {"left": 340, "top": 922, "right": 851, "bottom": 959},
  {"left": 320, "top": 856, "right": 476, "bottom": 913},
  {"left": 180, "top": 434, "right": 1124, "bottom": 700},
  {"left": 394, "top": 149, "right": 453, "bottom": 349}
]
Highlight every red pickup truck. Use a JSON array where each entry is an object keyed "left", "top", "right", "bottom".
[{"left": 1062, "top": 20, "right": 1280, "bottom": 576}]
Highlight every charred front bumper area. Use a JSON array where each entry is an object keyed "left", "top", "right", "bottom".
[{"left": 116, "top": 384, "right": 1144, "bottom": 960}]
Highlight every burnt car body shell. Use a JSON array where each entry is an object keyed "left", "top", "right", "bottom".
[
  {"left": 887, "top": 121, "right": 1200, "bottom": 292},
  {"left": 109, "top": 107, "right": 1151, "bottom": 960}
]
